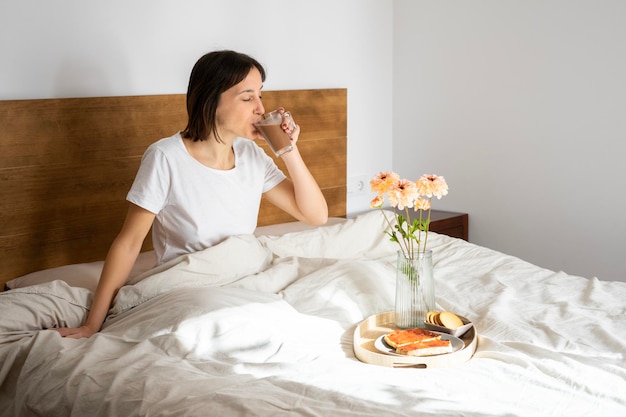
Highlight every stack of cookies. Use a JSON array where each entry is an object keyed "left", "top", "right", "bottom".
[
  {"left": 424, "top": 310, "right": 474, "bottom": 337},
  {"left": 426, "top": 311, "right": 464, "bottom": 329}
]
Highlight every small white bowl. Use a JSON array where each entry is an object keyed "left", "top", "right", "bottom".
[{"left": 424, "top": 316, "right": 474, "bottom": 338}]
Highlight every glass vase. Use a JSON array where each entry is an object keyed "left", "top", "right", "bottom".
[{"left": 394, "top": 250, "right": 436, "bottom": 329}]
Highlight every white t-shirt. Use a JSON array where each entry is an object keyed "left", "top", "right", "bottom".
[{"left": 127, "top": 133, "right": 286, "bottom": 265}]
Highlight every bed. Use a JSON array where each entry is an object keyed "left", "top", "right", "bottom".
[{"left": 1, "top": 90, "right": 625, "bottom": 417}]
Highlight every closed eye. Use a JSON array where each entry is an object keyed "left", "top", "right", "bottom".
[{"left": 243, "top": 94, "right": 262, "bottom": 102}]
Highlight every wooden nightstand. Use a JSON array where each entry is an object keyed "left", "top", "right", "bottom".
[{"left": 428, "top": 210, "right": 468, "bottom": 241}]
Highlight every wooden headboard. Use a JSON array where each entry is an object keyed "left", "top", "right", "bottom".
[{"left": 0, "top": 89, "right": 347, "bottom": 289}]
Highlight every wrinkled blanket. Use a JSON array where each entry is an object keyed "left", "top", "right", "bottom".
[{"left": 1, "top": 211, "right": 625, "bottom": 417}]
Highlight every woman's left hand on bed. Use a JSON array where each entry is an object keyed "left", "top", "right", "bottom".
[{"left": 52, "top": 325, "right": 97, "bottom": 339}]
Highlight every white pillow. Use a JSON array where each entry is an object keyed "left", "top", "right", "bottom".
[
  {"left": 4, "top": 218, "right": 346, "bottom": 293},
  {"left": 5, "top": 251, "right": 157, "bottom": 293},
  {"left": 253, "top": 217, "right": 346, "bottom": 236},
  {"left": 257, "top": 211, "right": 396, "bottom": 260}
]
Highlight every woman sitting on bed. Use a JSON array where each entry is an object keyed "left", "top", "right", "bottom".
[{"left": 55, "top": 50, "right": 328, "bottom": 339}]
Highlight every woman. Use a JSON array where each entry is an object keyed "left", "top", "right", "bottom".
[{"left": 56, "top": 50, "right": 328, "bottom": 338}]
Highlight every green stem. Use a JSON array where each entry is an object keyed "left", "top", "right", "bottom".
[
  {"left": 381, "top": 208, "right": 410, "bottom": 258},
  {"left": 404, "top": 206, "right": 413, "bottom": 257},
  {"left": 417, "top": 208, "right": 423, "bottom": 253},
  {"left": 423, "top": 205, "right": 431, "bottom": 252}
]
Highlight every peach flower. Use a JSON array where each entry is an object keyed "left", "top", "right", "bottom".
[
  {"left": 370, "top": 171, "right": 400, "bottom": 195},
  {"left": 388, "top": 179, "right": 418, "bottom": 210},
  {"left": 413, "top": 197, "right": 431, "bottom": 211},
  {"left": 416, "top": 174, "right": 448, "bottom": 199},
  {"left": 370, "top": 170, "right": 449, "bottom": 257},
  {"left": 370, "top": 195, "right": 384, "bottom": 209}
]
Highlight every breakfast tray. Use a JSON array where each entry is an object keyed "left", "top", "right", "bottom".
[{"left": 353, "top": 311, "right": 477, "bottom": 368}]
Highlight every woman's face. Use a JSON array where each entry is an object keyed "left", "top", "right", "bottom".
[{"left": 215, "top": 67, "right": 265, "bottom": 142}]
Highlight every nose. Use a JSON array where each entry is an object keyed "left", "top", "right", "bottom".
[{"left": 255, "top": 97, "right": 265, "bottom": 115}]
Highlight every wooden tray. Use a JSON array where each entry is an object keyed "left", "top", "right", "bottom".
[{"left": 353, "top": 311, "right": 477, "bottom": 368}]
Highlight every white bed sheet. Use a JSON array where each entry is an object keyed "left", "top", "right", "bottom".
[{"left": 1, "top": 211, "right": 624, "bottom": 417}]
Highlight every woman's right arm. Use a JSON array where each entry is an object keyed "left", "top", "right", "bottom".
[{"left": 54, "top": 204, "right": 155, "bottom": 338}]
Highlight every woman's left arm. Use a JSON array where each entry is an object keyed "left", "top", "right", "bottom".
[{"left": 263, "top": 144, "right": 328, "bottom": 226}]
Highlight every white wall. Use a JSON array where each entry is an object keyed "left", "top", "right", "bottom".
[
  {"left": 394, "top": 0, "right": 626, "bottom": 281},
  {"left": 0, "top": 0, "right": 393, "bottom": 215},
  {"left": 3, "top": 1, "right": 623, "bottom": 282}
]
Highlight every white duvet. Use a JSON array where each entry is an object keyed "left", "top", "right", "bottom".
[{"left": 1, "top": 211, "right": 625, "bottom": 417}]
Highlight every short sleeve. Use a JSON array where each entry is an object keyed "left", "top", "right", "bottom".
[{"left": 126, "top": 145, "right": 172, "bottom": 214}]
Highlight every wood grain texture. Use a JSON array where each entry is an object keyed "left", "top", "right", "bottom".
[
  {"left": 0, "top": 89, "right": 347, "bottom": 288},
  {"left": 428, "top": 210, "right": 469, "bottom": 241}
]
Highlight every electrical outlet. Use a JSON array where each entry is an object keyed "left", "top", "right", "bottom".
[{"left": 347, "top": 175, "right": 370, "bottom": 194}]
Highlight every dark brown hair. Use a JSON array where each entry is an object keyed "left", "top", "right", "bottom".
[{"left": 181, "top": 50, "right": 266, "bottom": 142}]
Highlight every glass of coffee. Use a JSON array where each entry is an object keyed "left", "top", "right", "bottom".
[{"left": 254, "top": 109, "right": 295, "bottom": 156}]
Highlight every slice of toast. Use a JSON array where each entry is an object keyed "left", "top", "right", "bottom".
[
  {"left": 383, "top": 328, "right": 441, "bottom": 349},
  {"left": 395, "top": 338, "right": 452, "bottom": 357}
]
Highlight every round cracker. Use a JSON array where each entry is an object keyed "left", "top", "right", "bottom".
[
  {"left": 439, "top": 311, "right": 464, "bottom": 329},
  {"left": 426, "top": 311, "right": 438, "bottom": 324}
]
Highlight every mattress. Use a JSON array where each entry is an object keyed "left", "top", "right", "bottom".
[{"left": 1, "top": 211, "right": 624, "bottom": 417}]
